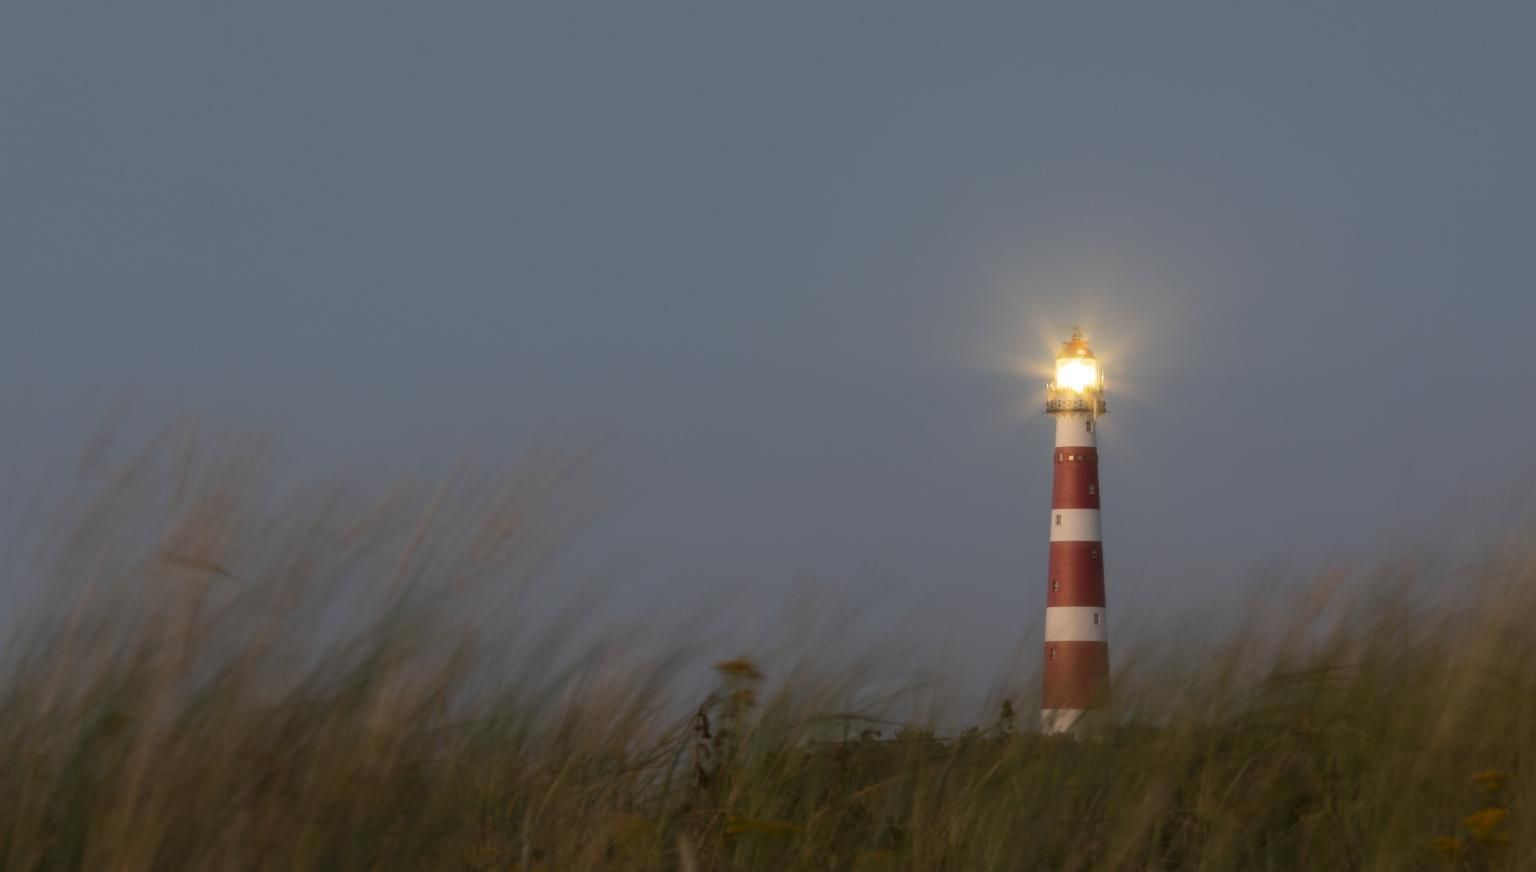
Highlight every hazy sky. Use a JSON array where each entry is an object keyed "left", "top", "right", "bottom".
[{"left": 4, "top": 5, "right": 1535, "bottom": 673}]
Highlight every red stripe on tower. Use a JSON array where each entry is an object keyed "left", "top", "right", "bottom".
[{"left": 1042, "top": 329, "right": 1110, "bottom": 735}]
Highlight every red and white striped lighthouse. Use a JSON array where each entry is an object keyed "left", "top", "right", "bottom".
[{"left": 1042, "top": 329, "right": 1110, "bottom": 735}]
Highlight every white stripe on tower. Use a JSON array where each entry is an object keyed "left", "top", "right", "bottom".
[
  {"left": 1055, "top": 413, "right": 1097, "bottom": 448},
  {"left": 1043, "top": 607, "right": 1108, "bottom": 641},
  {"left": 1049, "top": 509, "right": 1101, "bottom": 542},
  {"left": 1042, "top": 329, "right": 1110, "bottom": 736}
]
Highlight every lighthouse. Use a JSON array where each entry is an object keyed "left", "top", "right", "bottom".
[{"left": 1042, "top": 329, "right": 1110, "bottom": 735}]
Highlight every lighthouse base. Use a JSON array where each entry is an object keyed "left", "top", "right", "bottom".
[{"left": 1041, "top": 708, "right": 1110, "bottom": 738}]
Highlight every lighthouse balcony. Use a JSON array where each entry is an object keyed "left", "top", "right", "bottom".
[{"left": 1045, "top": 395, "right": 1107, "bottom": 415}]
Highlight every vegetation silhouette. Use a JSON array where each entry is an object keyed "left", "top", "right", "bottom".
[{"left": 2, "top": 423, "right": 1529, "bottom": 870}]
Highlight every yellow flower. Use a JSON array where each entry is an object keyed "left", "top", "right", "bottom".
[
  {"left": 1462, "top": 807, "right": 1508, "bottom": 841},
  {"left": 1471, "top": 768, "right": 1507, "bottom": 794},
  {"left": 714, "top": 657, "right": 763, "bottom": 681}
]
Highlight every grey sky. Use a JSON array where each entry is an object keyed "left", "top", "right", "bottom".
[{"left": 4, "top": 4, "right": 1535, "bottom": 675}]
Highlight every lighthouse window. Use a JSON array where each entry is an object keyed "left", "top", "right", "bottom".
[
  {"left": 1055, "top": 514, "right": 1062, "bottom": 526},
  {"left": 1093, "top": 612, "right": 1100, "bottom": 625},
  {"left": 1086, "top": 420, "right": 1094, "bottom": 433},
  {"left": 1051, "top": 579, "right": 1060, "bottom": 592},
  {"left": 1091, "top": 547, "right": 1099, "bottom": 559},
  {"left": 1057, "top": 453, "right": 1063, "bottom": 462},
  {"left": 1088, "top": 484, "right": 1096, "bottom": 496},
  {"left": 1049, "top": 646, "right": 1057, "bottom": 660}
]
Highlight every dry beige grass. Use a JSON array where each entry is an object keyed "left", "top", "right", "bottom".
[{"left": 1, "top": 424, "right": 1532, "bottom": 870}]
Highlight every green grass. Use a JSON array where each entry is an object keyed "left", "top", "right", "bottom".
[{"left": 1, "top": 426, "right": 1532, "bottom": 870}]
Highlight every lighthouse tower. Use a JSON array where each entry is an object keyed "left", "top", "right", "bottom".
[{"left": 1042, "top": 329, "right": 1110, "bottom": 735}]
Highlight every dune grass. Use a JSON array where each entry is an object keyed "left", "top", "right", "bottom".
[{"left": 1, "top": 426, "right": 1533, "bottom": 870}]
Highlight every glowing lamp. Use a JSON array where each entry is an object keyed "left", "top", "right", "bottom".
[
  {"left": 1055, "top": 357, "right": 1100, "bottom": 394},
  {"left": 1048, "top": 329, "right": 1105, "bottom": 402}
]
